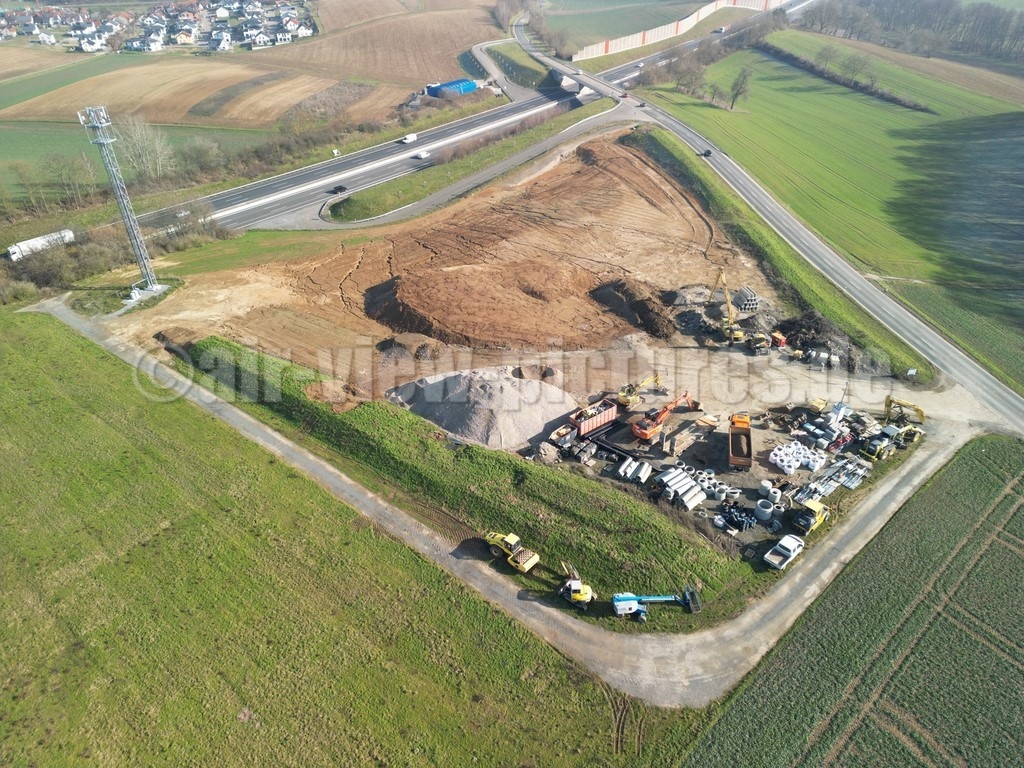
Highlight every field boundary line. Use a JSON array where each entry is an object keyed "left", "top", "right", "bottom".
[
  {"left": 868, "top": 710, "right": 939, "bottom": 768},
  {"left": 940, "top": 603, "right": 1024, "bottom": 673},
  {"left": 877, "top": 700, "right": 967, "bottom": 768},
  {"left": 805, "top": 471, "right": 1024, "bottom": 767}
]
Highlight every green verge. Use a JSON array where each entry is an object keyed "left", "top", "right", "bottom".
[
  {"left": 679, "top": 434, "right": 1024, "bottom": 767},
  {"left": 0, "top": 309, "right": 716, "bottom": 765},
  {"left": 182, "top": 335, "right": 773, "bottom": 633},
  {"left": 619, "top": 126, "right": 932, "bottom": 381},
  {"left": 641, "top": 32, "right": 1024, "bottom": 392},
  {"left": 487, "top": 43, "right": 558, "bottom": 88},
  {"left": 329, "top": 98, "right": 614, "bottom": 222}
]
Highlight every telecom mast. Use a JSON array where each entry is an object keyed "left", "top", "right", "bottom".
[{"left": 78, "top": 106, "right": 160, "bottom": 294}]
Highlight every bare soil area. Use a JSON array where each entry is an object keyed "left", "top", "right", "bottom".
[{"left": 112, "top": 133, "right": 776, "bottom": 402}]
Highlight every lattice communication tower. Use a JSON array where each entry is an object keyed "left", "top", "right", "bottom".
[{"left": 78, "top": 106, "right": 159, "bottom": 291}]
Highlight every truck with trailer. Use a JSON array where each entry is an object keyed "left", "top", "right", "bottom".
[
  {"left": 728, "top": 413, "right": 753, "bottom": 470},
  {"left": 763, "top": 535, "right": 805, "bottom": 570},
  {"left": 426, "top": 79, "right": 477, "bottom": 98},
  {"left": 569, "top": 399, "right": 618, "bottom": 436},
  {"left": 6, "top": 229, "right": 74, "bottom": 261}
]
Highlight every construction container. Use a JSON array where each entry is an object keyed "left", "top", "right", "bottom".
[
  {"left": 426, "top": 78, "right": 477, "bottom": 98},
  {"left": 569, "top": 399, "right": 618, "bottom": 436}
]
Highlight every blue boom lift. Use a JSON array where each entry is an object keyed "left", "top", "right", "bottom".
[{"left": 611, "top": 587, "right": 702, "bottom": 623}]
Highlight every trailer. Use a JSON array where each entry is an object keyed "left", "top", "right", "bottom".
[
  {"left": 728, "top": 413, "right": 753, "bottom": 470},
  {"left": 6, "top": 229, "right": 74, "bottom": 261}
]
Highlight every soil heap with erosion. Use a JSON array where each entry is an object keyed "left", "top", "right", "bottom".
[{"left": 113, "top": 132, "right": 779, "bottom": 410}]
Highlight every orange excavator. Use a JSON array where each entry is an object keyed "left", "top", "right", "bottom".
[{"left": 632, "top": 391, "right": 691, "bottom": 442}]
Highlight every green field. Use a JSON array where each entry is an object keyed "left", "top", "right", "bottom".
[
  {"left": 0, "top": 52, "right": 148, "bottom": 112},
  {"left": 0, "top": 309, "right": 719, "bottom": 765},
  {"left": 683, "top": 434, "right": 1024, "bottom": 767},
  {"left": 487, "top": 42, "right": 556, "bottom": 88},
  {"left": 643, "top": 30, "right": 1024, "bottom": 391}
]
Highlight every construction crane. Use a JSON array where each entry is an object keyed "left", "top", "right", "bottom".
[
  {"left": 557, "top": 561, "right": 597, "bottom": 610},
  {"left": 632, "top": 391, "right": 688, "bottom": 442},
  {"left": 884, "top": 395, "right": 926, "bottom": 425},
  {"left": 617, "top": 373, "right": 663, "bottom": 408},
  {"left": 706, "top": 268, "right": 745, "bottom": 345}
]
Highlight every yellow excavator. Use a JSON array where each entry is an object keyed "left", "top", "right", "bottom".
[
  {"left": 884, "top": 396, "right": 926, "bottom": 425},
  {"left": 617, "top": 373, "right": 663, "bottom": 408},
  {"left": 557, "top": 561, "right": 597, "bottom": 610},
  {"left": 707, "top": 268, "right": 745, "bottom": 346}
]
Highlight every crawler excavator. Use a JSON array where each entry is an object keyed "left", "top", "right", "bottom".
[
  {"left": 632, "top": 391, "right": 688, "bottom": 442},
  {"left": 617, "top": 373, "right": 664, "bottom": 408},
  {"left": 707, "top": 269, "right": 745, "bottom": 346}
]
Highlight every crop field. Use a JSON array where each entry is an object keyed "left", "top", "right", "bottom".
[
  {"left": 682, "top": 434, "right": 1024, "bottom": 767},
  {"left": 644, "top": 31, "right": 1024, "bottom": 391},
  {"left": 0, "top": 309, "right": 721, "bottom": 765},
  {"left": 543, "top": 1, "right": 700, "bottom": 49},
  {"left": 177, "top": 336, "right": 773, "bottom": 634}
]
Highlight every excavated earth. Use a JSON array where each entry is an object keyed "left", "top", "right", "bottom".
[{"left": 112, "top": 132, "right": 777, "bottom": 407}]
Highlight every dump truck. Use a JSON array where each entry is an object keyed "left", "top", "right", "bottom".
[
  {"left": 792, "top": 499, "right": 830, "bottom": 536},
  {"left": 728, "top": 413, "right": 753, "bottom": 470},
  {"left": 763, "top": 535, "right": 805, "bottom": 570},
  {"left": 484, "top": 532, "right": 540, "bottom": 574},
  {"left": 568, "top": 398, "right": 618, "bottom": 436}
]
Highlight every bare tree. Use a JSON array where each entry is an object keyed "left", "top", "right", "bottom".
[
  {"left": 840, "top": 52, "right": 871, "bottom": 80},
  {"left": 815, "top": 43, "right": 840, "bottom": 71},
  {"left": 11, "top": 161, "right": 48, "bottom": 213},
  {"left": 729, "top": 67, "right": 752, "bottom": 109},
  {"left": 674, "top": 58, "right": 706, "bottom": 95},
  {"left": 114, "top": 113, "right": 176, "bottom": 184}
]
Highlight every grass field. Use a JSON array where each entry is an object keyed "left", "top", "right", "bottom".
[
  {"left": 682, "top": 434, "right": 1024, "bottom": 767},
  {"left": 488, "top": 42, "right": 556, "bottom": 88},
  {"left": 0, "top": 308, "right": 719, "bottom": 765},
  {"left": 643, "top": 30, "right": 1024, "bottom": 391}
]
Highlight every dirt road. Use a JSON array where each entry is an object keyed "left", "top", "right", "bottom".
[{"left": 33, "top": 296, "right": 990, "bottom": 707}]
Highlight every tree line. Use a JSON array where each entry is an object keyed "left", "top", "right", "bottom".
[{"left": 802, "top": 0, "right": 1024, "bottom": 62}]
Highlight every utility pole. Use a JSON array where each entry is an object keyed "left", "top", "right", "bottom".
[{"left": 78, "top": 105, "right": 161, "bottom": 295}]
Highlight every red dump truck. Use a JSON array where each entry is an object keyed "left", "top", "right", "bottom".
[
  {"left": 569, "top": 399, "right": 618, "bottom": 436},
  {"left": 728, "top": 413, "right": 753, "bottom": 470}
]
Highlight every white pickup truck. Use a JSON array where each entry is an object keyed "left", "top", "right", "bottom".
[{"left": 763, "top": 535, "right": 805, "bottom": 570}]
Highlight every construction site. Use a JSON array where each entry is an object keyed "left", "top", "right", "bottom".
[{"left": 109, "top": 130, "right": 936, "bottom": 620}]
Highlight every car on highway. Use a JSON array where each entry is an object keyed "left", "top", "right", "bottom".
[
  {"left": 701, "top": 149, "right": 713, "bottom": 157},
  {"left": 175, "top": 210, "right": 191, "bottom": 218},
  {"left": 414, "top": 151, "right": 431, "bottom": 160},
  {"left": 330, "top": 185, "right": 347, "bottom": 194}
]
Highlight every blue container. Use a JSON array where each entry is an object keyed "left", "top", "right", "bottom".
[{"left": 426, "top": 78, "right": 477, "bottom": 98}]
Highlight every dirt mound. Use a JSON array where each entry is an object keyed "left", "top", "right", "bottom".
[
  {"left": 592, "top": 278, "right": 676, "bottom": 339},
  {"left": 366, "top": 258, "right": 630, "bottom": 349},
  {"left": 386, "top": 366, "right": 578, "bottom": 449}
]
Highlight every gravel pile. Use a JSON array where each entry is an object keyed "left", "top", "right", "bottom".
[{"left": 386, "top": 366, "right": 578, "bottom": 449}]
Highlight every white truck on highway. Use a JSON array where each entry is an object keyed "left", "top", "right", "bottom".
[{"left": 763, "top": 535, "right": 805, "bottom": 570}]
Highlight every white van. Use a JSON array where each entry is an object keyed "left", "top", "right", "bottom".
[{"left": 401, "top": 133, "right": 417, "bottom": 144}]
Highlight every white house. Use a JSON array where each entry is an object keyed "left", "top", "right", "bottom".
[
  {"left": 80, "top": 35, "right": 105, "bottom": 51},
  {"left": 209, "top": 34, "right": 232, "bottom": 51},
  {"left": 38, "top": 31, "right": 56, "bottom": 44},
  {"left": 275, "top": 30, "right": 291, "bottom": 44},
  {"left": 251, "top": 30, "right": 271, "bottom": 47},
  {"left": 294, "top": 23, "right": 312, "bottom": 37},
  {"left": 214, "top": 6, "right": 230, "bottom": 20}
]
